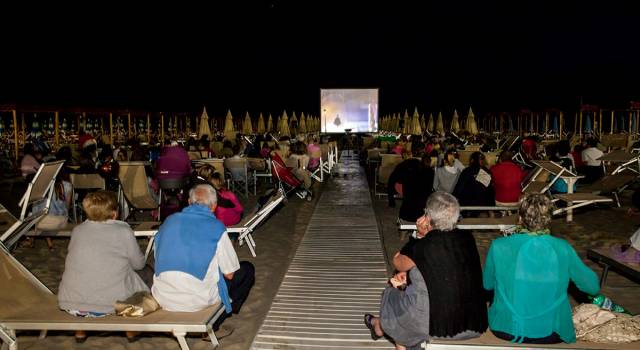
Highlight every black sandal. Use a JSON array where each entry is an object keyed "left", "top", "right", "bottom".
[{"left": 363, "top": 313, "right": 381, "bottom": 340}]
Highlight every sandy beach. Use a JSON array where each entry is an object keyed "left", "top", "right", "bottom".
[{"left": 3, "top": 162, "right": 639, "bottom": 349}]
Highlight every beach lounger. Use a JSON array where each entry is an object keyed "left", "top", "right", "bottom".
[
  {"left": 578, "top": 173, "right": 637, "bottom": 207},
  {"left": 248, "top": 157, "right": 272, "bottom": 190},
  {"left": 25, "top": 221, "right": 160, "bottom": 261},
  {"left": 587, "top": 248, "right": 640, "bottom": 287},
  {"left": 118, "top": 161, "right": 159, "bottom": 221},
  {"left": 397, "top": 215, "right": 519, "bottom": 233},
  {"left": 597, "top": 150, "right": 640, "bottom": 175},
  {"left": 193, "top": 158, "right": 225, "bottom": 182},
  {"left": 0, "top": 161, "right": 65, "bottom": 249},
  {"left": 0, "top": 242, "right": 225, "bottom": 350},
  {"left": 426, "top": 327, "right": 638, "bottom": 349},
  {"left": 226, "top": 191, "right": 285, "bottom": 257}
]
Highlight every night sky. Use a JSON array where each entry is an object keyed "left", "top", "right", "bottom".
[{"left": 1, "top": 1, "right": 638, "bottom": 118}]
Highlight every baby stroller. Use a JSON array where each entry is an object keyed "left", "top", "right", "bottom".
[{"left": 270, "top": 152, "right": 313, "bottom": 201}]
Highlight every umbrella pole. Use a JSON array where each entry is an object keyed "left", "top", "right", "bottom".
[
  {"left": 147, "top": 113, "right": 151, "bottom": 142},
  {"left": 161, "top": 113, "right": 164, "bottom": 141},
  {"left": 579, "top": 111, "right": 583, "bottom": 137},
  {"left": 12, "top": 109, "right": 18, "bottom": 161},
  {"left": 109, "top": 113, "right": 113, "bottom": 145},
  {"left": 54, "top": 111, "right": 59, "bottom": 149}
]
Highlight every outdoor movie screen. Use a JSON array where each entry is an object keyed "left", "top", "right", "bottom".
[{"left": 321, "top": 88, "right": 378, "bottom": 133}]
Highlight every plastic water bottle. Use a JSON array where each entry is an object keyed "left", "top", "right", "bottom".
[{"left": 589, "top": 294, "right": 627, "bottom": 313}]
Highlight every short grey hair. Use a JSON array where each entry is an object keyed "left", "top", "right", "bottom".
[
  {"left": 189, "top": 184, "right": 218, "bottom": 207},
  {"left": 425, "top": 191, "right": 460, "bottom": 231}
]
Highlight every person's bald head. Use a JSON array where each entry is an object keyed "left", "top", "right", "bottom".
[{"left": 189, "top": 184, "right": 218, "bottom": 212}]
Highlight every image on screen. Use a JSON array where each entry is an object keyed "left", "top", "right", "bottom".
[{"left": 321, "top": 88, "right": 378, "bottom": 133}]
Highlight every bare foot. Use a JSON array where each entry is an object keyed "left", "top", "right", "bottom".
[{"left": 371, "top": 316, "right": 384, "bottom": 337}]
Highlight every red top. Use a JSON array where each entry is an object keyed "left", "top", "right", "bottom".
[
  {"left": 156, "top": 145, "right": 192, "bottom": 180},
  {"left": 491, "top": 161, "right": 526, "bottom": 203}
]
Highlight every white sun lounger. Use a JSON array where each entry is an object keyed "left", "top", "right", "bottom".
[
  {"left": 226, "top": 191, "right": 284, "bottom": 257},
  {"left": 397, "top": 215, "right": 520, "bottom": 233},
  {"left": 0, "top": 242, "right": 224, "bottom": 350},
  {"left": 0, "top": 161, "right": 65, "bottom": 249}
]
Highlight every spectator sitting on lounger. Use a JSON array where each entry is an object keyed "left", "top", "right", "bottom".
[
  {"left": 58, "top": 190, "right": 150, "bottom": 343},
  {"left": 483, "top": 193, "right": 600, "bottom": 344},
  {"left": 453, "top": 151, "right": 495, "bottom": 213},
  {"left": 387, "top": 148, "right": 434, "bottom": 222},
  {"left": 152, "top": 184, "right": 255, "bottom": 334},
  {"left": 156, "top": 140, "right": 192, "bottom": 181},
  {"left": 433, "top": 149, "right": 463, "bottom": 194},
  {"left": 581, "top": 138, "right": 604, "bottom": 184},
  {"left": 491, "top": 151, "right": 525, "bottom": 206},
  {"left": 393, "top": 192, "right": 488, "bottom": 340}
]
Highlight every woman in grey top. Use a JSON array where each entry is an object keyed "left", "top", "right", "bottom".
[
  {"left": 433, "top": 149, "right": 463, "bottom": 193},
  {"left": 58, "top": 190, "right": 149, "bottom": 342}
]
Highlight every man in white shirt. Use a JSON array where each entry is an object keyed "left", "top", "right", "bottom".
[
  {"left": 581, "top": 138, "right": 604, "bottom": 183},
  {"left": 152, "top": 184, "right": 255, "bottom": 330}
]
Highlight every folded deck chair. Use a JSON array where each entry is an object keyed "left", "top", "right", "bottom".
[
  {"left": 308, "top": 148, "right": 325, "bottom": 182},
  {"left": 0, "top": 242, "right": 225, "bottom": 350},
  {"left": 248, "top": 157, "right": 272, "bottom": 191},
  {"left": 319, "top": 144, "right": 332, "bottom": 175},
  {"left": 226, "top": 191, "right": 285, "bottom": 257},
  {"left": 224, "top": 157, "right": 254, "bottom": 198},
  {"left": 0, "top": 204, "right": 17, "bottom": 238},
  {"left": 0, "top": 161, "right": 65, "bottom": 249},
  {"left": 118, "top": 162, "right": 159, "bottom": 221}
]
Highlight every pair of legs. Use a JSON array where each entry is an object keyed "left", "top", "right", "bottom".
[
  {"left": 212, "top": 261, "right": 256, "bottom": 330},
  {"left": 365, "top": 315, "right": 419, "bottom": 350}
]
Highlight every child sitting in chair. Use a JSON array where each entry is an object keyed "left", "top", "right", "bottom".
[{"left": 57, "top": 190, "right": 150, "bottom": 343}]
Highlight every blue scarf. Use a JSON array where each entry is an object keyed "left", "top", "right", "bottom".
[{"left": 154, "top": 204, "right": 232, "bottom": 313}]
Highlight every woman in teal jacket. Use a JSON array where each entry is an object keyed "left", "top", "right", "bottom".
[{"left": 483, "top": 193, "right": 600, "bottom": 344}]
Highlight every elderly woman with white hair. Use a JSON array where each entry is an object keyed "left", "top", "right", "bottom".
[
  {"left": 483, "top": 193, "right": 599, "bottom": 344},
  {"left": 392, "top": 192, "right": 488, "bottom": 340}
]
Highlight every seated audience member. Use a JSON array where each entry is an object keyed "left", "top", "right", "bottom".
[
  {"left": 156, "top": 140, "right": 192, "bottom": 181},
  {"left": 306, "top": 136, "right": 321, "bottom": 171},
  {"left": 483, "top": 194, "right": 599, "bottom": 344},
  {"left": 581, "top": 138, "right": 604, "bottom": 183},
  {"left": 491, "top": 151, "right": 525, "bottom": 206},
  {"left": 20, "top": 143, "right": 42, "bottom": 179},
  {"left": 521, "top": 136, "right": 538, "bottom": 161},
  {"left": 211, "top": 171, "right": 243, "bottom": 227},
  {"left": 221, "top": 141, "right": 234, "bottom": 158},
  {"left": 152, "top": 184, "right": 255, "bottom": 331},
  {"left": 433, "top": 149, "right": 462, "bottom": 194},
  {"left": 287, "top": 141, "right": 312, "bottom": 190},
  {"left": 394, "top": 192, "right": 488, "bottom": 340},
  {"left": 58, "top": 191, "right": 149, "bottom": 343},
  {"left": 453, "top": 151, "right": 495, "bottom": 210},
  {"left": 387, "top": 153, "right": 434, "bottom": 222},
  {"left": 364, "top": 267, "right": 430, "bottom": 350}
]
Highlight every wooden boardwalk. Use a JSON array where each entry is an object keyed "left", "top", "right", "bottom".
[{"left": 252, "top": 155, "right": 393, "bottom": 349}]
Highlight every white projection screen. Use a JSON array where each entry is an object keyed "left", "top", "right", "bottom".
[{"left": 321, "top": 88, "right": 378, "bottom": 133}]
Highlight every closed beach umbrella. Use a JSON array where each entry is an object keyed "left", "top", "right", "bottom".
[
  {"left": 198, "top": 106, "right": 211, "bottom": 138},
  {"left": 280, "top": 111, "right": 290, "bottom": 137},
  {"left": 451, "top": 109, "right": 461, "bottom": 133},
  {"left": 427, "top": 113, "right": 434, "bottom": 132},
  {"left": 223, "top": 109, "right": 236, "bottom": 140},
  {"left": 467, "top": 107, "right": 479, "bottom": 135},
  {"left": 257, "top": 112, "right": 266, "bottom": 134},
  {"left": 242, "top": 111, "right": 253, "bottom": 135},
  {"left": 436, "top": 112, "right": 445, "bottom": 136}
]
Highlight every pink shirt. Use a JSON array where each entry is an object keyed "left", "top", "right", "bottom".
[{"left": 214, "top": 189, "right": 243, "bottom": 227}]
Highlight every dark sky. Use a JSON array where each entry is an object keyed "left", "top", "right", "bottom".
[{"left": 1, "top": 1, "right": 639, "bottom": 118}]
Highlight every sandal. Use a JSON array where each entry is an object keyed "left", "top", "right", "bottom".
[{"left": 363, "top": 313, "right": 381, "bottom": 341}]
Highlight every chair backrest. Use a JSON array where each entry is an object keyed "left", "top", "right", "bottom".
[
  {"left": 367, "top": 149, "right": 381, "bottom": 162},
  {"left": 26, "top": 161, "right": 65, "bottom": 206},
  {"left": 319, "top": 144, "right": 330, "bottom": 161},
  {"left": 118, "top": 161, "right": 157, "bottom": 209},
  {"left": 224, "top": 158, "right": 248, "bottom": 180},
  {"left": 158, "top": 177, "right": 188, "bottom": 190},
  {"left": 378, "top": 154, "right": 403, "bottom": 185},
  {"left": 70, "top": 173, "right": 106, "bottom": 190},
  {"left": 457, "top": 150, "right": 474, "bottom": 166},
  {"left": 362, "top": 136, "right": 374, "bottom": 149}
]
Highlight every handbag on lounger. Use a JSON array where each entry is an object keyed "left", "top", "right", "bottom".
[{"left": 115, "top": 291, "right": 160, "bottom": 317}]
